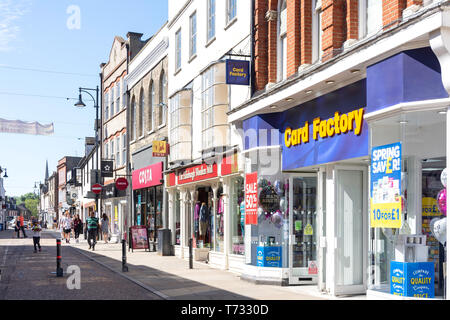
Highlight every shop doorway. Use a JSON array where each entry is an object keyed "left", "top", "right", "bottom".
[
  {"left": 288, "top": 173, "right": 318, "bottom": 285},
  {"left": 332, "top": 165, "right": 368, "bottom": 296}
]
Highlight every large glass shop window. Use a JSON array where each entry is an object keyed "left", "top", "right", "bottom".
[
  {"left": 245, "top": 148, "right": 289, "bottom": 268},
  {"left": 368, "top": 109, "right": 447, "bottom": 298},
  {"left": 230, "top": 176, "right": 245, "bottom": 255}
]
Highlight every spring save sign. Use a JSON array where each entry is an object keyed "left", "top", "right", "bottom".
[{"left": 370, "top": 142, "right": 402, "bottom": 228}]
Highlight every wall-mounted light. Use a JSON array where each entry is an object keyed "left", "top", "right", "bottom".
[
  {"left": 305, "top": 90, "right": 313, "bottom": 94},
  {"left": 285, "top": 97, "right": 294, "bottom": 102},
  {"left": 325, "top": 80, "right": 335, "bottom": 85}
]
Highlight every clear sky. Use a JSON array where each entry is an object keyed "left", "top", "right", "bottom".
[{"left": 0, "top": 0, "right": 168, "bottom": 196}]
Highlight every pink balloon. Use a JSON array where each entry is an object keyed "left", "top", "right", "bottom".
[{"left": 437, "top": 189, "right": 447, "bottom": 216}]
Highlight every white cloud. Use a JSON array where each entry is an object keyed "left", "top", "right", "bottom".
[{"left": 0, "top": 0, "right": 31, "bottom": 52}]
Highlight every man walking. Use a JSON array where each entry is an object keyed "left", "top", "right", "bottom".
[
  {"left": 86, "top": 212, "right": 99, "bottom": 251},
  {"left": 18, "top": 213, "right": 27, "bottom": 238}
]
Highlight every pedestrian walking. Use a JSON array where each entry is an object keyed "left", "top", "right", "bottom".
[
  {"left": 62, "top": 211, "right": 73, "bottom": 244},
  {"left": 31, "top": 221, "right": 42, "bottom": 253},
  {"left": 100, "top": 213, "right": 109, "bottom": 244},
  {"left": 86, "top": 212, "right": 99, "bottom": 250},
  {"left": 58, "top": 213, "right": 65, "bottom": 240},
  {"left": 73, "top": 214, "right": 82, "bottom": 243},
  {"left": 17, "top": 213, "right": 27, "bottom": 238}
]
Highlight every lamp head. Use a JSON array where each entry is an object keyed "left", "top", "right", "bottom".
[{"left": 74, "top": 94, "right": 86, "bottom": 108}]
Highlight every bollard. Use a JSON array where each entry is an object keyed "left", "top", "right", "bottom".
[
  {"left": 56, "top": 239, "right": 63, "bottom": 277},
  {"left": 189, "top": 238, "right": 193, "bottom": 269},
  {"left": 122, "top": 239, "right": 128, "bottom": 272}
]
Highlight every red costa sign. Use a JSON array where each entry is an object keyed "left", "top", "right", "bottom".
[
  {"left": 177, "top": 163, "right": 218, "bottom": 185},
  {"left": 132, "top": 162, "right": 163, "bottom": 190},
  {"left": 245, "top": 172, "right": 258, "bottom": 225}
]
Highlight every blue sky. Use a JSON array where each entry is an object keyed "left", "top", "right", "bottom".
[{"left": 0, "top": 0, "right": 168, "bottom": 196}]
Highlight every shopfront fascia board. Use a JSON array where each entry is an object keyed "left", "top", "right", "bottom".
[{"left": 228, "top": 8, "right": 446, "bottom": 124}]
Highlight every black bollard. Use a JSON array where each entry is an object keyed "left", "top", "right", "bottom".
[
  {"left": 122, "top": 239, "right": 128, "bottom": 272},
  {"left": 189, "top": 238, "right": 193, "bottom": 269},
  {"left": 56, "top": 239, "right": 63, "bottom": 277}
]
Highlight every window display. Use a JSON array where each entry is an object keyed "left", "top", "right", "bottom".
[
  {"left": 230, "top": 176, "right": 245, "bottom": 255},
  {"left": 368, "top": 109, "right": 447, "bottom": 298}
]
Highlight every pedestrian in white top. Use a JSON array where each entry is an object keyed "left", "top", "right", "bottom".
[
  {"left": 31, "top": 220, "right": 42, "bottom": 253},
  {"left": 62, "top": 212, "right": 73, "bottom": 244}
]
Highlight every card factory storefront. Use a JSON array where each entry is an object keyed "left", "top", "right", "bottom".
[
  {"left": 239, "top": 47, "right": 448, "bottom": 298},
  {"left": 166, "top": 152, "right": 246, "bottom": 272}
]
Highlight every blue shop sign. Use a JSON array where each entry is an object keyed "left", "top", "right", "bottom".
[
  {"left": 226, "top": 59, "right": 250, "bottom": 86},
  {"left": 390, "top": 261, "right": 435, "bottom": 298},
  {"left": 256, "top": 246, "right": 282, "bottom": 268}
]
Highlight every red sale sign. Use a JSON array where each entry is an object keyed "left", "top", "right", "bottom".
[{"left": 245, "top": 172, "right": 258, "bottom": 225}]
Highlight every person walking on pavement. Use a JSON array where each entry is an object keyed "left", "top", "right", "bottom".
[
  {"left": 100, "top": 213, "right": 109, "bottom": 244},
  {"left": 31, "top": 220, "right": 42, "bottom": 253},
  {"left": 18, "top": 213, "right": 27, "bottom": 238},
  {"left": 73, "top": 214, "right": 82, "bottom": 243},
  {"left": 62, "top": 211, "right": 73, "bottom": 244},
  {"left": 86, "top": 211, "right": 99, "bottom": 250}
]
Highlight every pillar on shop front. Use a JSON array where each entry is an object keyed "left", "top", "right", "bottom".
[
  {"left": 429, "top": 16, "right": 450, "bottom": 300},
  {"left": 168, "top": 190, "right": 175, "bottom": 247},
  {"left": 211, "top": 184, "right": 219, "bottom": 251},
  {"left": 179, "top": 189, "right": 187, "bottom": 258},
  {"left": 223, "top": 178, "right": 231, "bottom": 269},
  {"left": 190, "top": 189, "right": 196, "bottom": 241}
]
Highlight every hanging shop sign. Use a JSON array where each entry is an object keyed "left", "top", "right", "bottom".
[
  {"left": 115, "top": 177, "right": 129, "bottom": 191},
  {"left": 176, "top": 163, "right": 218, "bottom": 185},
  {"left": 132, "top": 162, "right": 163, "bottom": 190},
  {"left": 152, "top": 140, "right": 169, "bottom": 157},
  {"left": 226, "top": 59, "right": 250, "bottom": 86},
  {"left": 245, "top": 172, "right": 258, "bottom": 225},
  {"left": 221, "top": 152, "right": 239, "bottom": 176},
  {"left": 91, "top": 184, "right": 102, "bottom": 195},
  {"left": 370, "top": 142, "right": 403, "bottom": 228},
  {"left": 101, "top": 160, "right": 114, "bottom": 178}
]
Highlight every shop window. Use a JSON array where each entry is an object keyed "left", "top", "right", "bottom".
[
  {"left": 201, "top": 62, "right": 229, "bottom": 151},
  {"left": 230, "top": 176, "right": 245, "bottom": 255},
  {"left": 368, "top": 109, "right": 447, "bottom": 298},
  {"left": 169, "top": 89, "right": 192, "bottom": 162}
]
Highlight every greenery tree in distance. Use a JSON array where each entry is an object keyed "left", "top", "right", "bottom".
[{"left": 15, "top": 193, "right": 39, "bottom": 217}]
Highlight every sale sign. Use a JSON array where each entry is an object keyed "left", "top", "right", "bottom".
[
  {"left": 245, "top": 172, "right": 258, "bottom": 225},
  {"left": 370, "top": 142, "right": 402, "bottom": 228}
]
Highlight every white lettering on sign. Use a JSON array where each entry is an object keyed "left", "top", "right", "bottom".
[
  {"left": 139, "top": 169, "right": 153, "bottom": 185},
  {"left": 179, "top": 165, "right": 214, "bottom": 182}
]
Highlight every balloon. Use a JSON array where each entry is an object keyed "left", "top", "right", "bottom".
[
  {"left": 271, "top": 211, "right": 283, "bottom": 228},
  {"left": 437, "top": 189, "right": 447, "bottom": 216},
  {"left": 258, "top": 178, "right": 268, "bottom": 188},
  {"left": 441, "top": 168, "right": 447, "bottom": 188},
  {"left": 280, "top": 197, "right": 286, "bottom": 211},
  {"left": 430, "top": 217, "right": 447, "bottom": 245}
]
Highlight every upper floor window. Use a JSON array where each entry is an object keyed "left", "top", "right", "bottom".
[
  {"left": 110, "top": 84, "right": 115, "bottom": 119},
  {"left": 207, "top": 0, "right": 216, "bottom": 41},
  {"left": 104, "top": 91, "right": 109, "bottom": 121},
  {"left": 121, "top": 78, "right": 126, "bottom": 110},
  {"left": 116, "top": 82, "right": 120, "bottom": 113},
  {"left": 169, "top": 89, "right": 192, "bottom": 162},
  {"left": 158, "top": 70, "right": 167, "bottom": 127},
  {"left": 175, "top": 29, "right": 182, "bottom": 71},
  {"left": 139, "top": 89, "right": 145, "bottom": 137},
  {"left": 148, "top": 81, "right": 154, "bottom": 132},
  {"left": 227, "top": 0, "right": 237, "bottom": 23},
  {"left": 312, "top": 0, "right": 323, "bottom": 63},
  {"left": 130, "top": 97, "right": 136, "bottom": 141},
  {"left": 360, "top": 0, "right": 383, "bottom": 38},
  {"left": 116, "top": 136, "right": 121, "bottom": 168},
  {"left": 122, "top": 133, "right": 127, "bottom": 166},
  {"left": 190, "top": 12, "right": 197, "bottom": 58},
  {"left": 279, "top": 0, "right": 287, "bottom": 81}
]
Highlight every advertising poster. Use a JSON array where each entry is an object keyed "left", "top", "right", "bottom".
[
  {"left": 130, "top": 226, "right": 149, "bottom": 251},
  {"left": 245, "top": 172, "right": 258, "bottom": 225},
  {"left": 370, "top": 142, "right": 402, "bottom": 228}
]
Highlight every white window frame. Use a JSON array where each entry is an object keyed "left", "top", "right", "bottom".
[
  {"left": 148, "top": 81, "right": 154, "bottom": 133},
  {"left": 104, "top": 91, "right": 109, "bottom": 121},
  {"left": 312, "top": 0, "right": 323, "bottom": 63},
  {"left": 207, "top": 0, "right": 216, "bottom": 42},
  {"left": 110, "top": 84, "right": 115, "bottom": 119},
  {"left": 278, "top": 0, "right": 287, "bottom": 81},
  {"left": 116, "top": 136, "right": 121, "bottom": 168},
  {"left": 158, "top": 71, "right": 167, "bottom": 128},
  {"left": 122, "top": 133, "right": 127, "bottom": 166},
  {"left": 131, "top": 98, "right": 137, "bottom": 142},
  {"left": 360, "top": 0, "right": 383, "bottom": 39},
  {"left": 189, "top": 11, "right": 197, "bottom": 58},
  {"left": 175, "top": 28, "right": 182, "bottom": 71},
  {"left": 116, "top": 82, "right": 120, "bottom": 113},
  {"left": 139, "top": 89, "right": 145, "bottom": 138},
  {"left": 226, "top": 0, "right": 237, "bottom": 24}
]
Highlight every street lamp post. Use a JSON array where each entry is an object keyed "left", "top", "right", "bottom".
[
  {"left": 0, "top": 166, "right": 8, "bottom": 231},
  {"left": 75, "top": 86, "right": 101, "bottom": 215},
  {"left": 34, "top": 181, "right": 42, "bottom": 223}
]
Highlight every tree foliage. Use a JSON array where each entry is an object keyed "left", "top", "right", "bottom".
[{"left": 15, "top": 192, "right": 39, "bottom": 217}]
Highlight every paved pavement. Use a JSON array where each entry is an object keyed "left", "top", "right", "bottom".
[
  {"left": 0, "top": 228, "right": 367, "bottom": 300},
  {"left": 0, "top": 229, "right": 163, "bottom": 300}
]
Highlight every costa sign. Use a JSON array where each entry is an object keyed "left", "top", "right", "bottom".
[{"left": 132, "top": 162, "right": 163, "bottom": 190}]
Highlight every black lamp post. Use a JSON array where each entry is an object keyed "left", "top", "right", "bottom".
[{"left": 0, "top": 167, "right": 7, "bottom": 178}]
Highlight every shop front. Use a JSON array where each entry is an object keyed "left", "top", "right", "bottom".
[
  {"left": 101, "top": 182, "right": 127, "bottom": 243},
  {"left": 167, "top": 152, "right": 245, "bottom": 271},
  {"left": 132, "top": 161, "right": 164, "bottom": 249}
]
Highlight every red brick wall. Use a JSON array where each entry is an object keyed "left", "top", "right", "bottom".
[
  {"left": 254, "top": 0, "right": 268, "bottom": 91},
  {"left": 382, "top": 0, "right": 406, "bottom": 29},
  {"left": 407, "top": 0, "right": 423, "bottom": 6},
  {"left": 346, "top": 0, "right": 359, "bottom": 41},
  {"left": 321, "top": 0, "right": 345, "bottom": 61},
  {"left": 300, "top": 0, "right": 312, "bottom": 66},
  {"left": 268, "top": 0, "right": 279, "bottom": 83},
  {"left": 287, "top": 0, "right": 301, "bottom": 77}
]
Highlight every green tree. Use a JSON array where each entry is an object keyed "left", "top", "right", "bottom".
[{"left": 15, "top": 192, "right": 40, "bottom": 217}]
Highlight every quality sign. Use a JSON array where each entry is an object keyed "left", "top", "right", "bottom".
[
  {"left": 226, "top": 59, "right": 250, "bottom": 86},
  {"left": 370, "top": 142, "right": 402, "bottom": 228}
]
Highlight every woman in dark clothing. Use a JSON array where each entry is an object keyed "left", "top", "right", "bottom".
[{"left": 73, "top": 214, "right": 83, "bottom": 243}]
